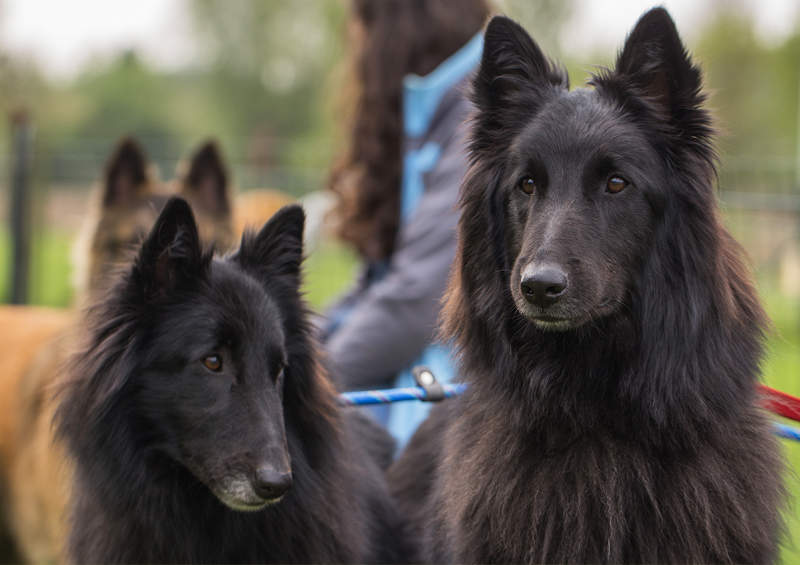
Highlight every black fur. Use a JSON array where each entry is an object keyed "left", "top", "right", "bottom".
[
  {"left": 57, "top": 198, "right": 409, "bottom": 564},
  {"left": 389, "top": 9, "right": 785, "bottom": 564}
]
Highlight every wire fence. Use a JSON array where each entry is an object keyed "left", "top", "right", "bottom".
[
  {"left": 1, "top": 138, "right": 800, "bottom": 304},
  {"left": 4, "top": 147, "right": 799, "bottom": 248}
]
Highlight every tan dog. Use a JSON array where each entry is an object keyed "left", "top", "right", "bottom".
[{"left": 0, "top": 305, "right": 74, "bottom": 564}]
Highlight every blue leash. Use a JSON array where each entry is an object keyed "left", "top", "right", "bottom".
[
  {"left": 339, "top": 383, "right": 467, "bottom": 406},
  {"left": 338, "top": 376, "right": 800, "bottom": 443},
  {"left": 774, "top": 423, "right": 800, "bottom": 442}
]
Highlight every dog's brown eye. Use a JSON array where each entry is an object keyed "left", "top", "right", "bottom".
[
  {"left": 203, "top": 355, "right": 222, "bottom": 372},
  {"left": 519, "top": 177, "right": 536, "bottom": 195},
  {"left": 606, "top": 176, "right": 628, "bottom": 193}
]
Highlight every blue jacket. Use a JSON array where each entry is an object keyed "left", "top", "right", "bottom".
[{"left": 324, "top": 34, "right": 482, "bottom": 449}]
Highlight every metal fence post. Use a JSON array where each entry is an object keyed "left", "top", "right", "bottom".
[{"left": 8, "top": 110, "right": 34, "bottom": 305}]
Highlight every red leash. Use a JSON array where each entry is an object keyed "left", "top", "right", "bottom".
[{"left": 760, "top": 385, "right": 800, "bottom": 422}]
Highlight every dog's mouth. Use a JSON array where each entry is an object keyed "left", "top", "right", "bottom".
[
  {"left": 217, "top": 494, "right": 284, "bottom": 512},
  {"left": 510, "top": 295, "right": 576, "bottom": 331},
  {"left": 213, "top": 488, "right": 285, "bottom": 512},
  {"left": 510, "top": 292, "right": 577, "bottom": 330},
  {"left": 530, "top": 316, "right": 575, "bottom": 332},
  {"left": 518, "top": 305, "right": 605, "bottom": 332},
  {"left": 512, "top": 285, "right": 623, "bottom": 331},
  {"left": 207, "top": 475, "right": 288, "bottom": 513}
]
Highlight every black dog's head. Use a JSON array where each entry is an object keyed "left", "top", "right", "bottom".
[
  {"left": 130, "top": 199, "right": 303, "bottom": 510},
  {"left": 464, "top": 8, "right": 713, "bottom": 332},
  {"left": 63, "top": 198, "right": 312, "bottom": 512}
]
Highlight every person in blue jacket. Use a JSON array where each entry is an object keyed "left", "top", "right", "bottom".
[{"left": 323, "top": 0, "right": 490, "bottom": 449}]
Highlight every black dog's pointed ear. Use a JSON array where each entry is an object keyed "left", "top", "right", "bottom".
[
  {"left": 133, "top": 197, "right": 205, "bottom": 299},
  {"left": 103, "top": 137, "right": 150, "bottom": 207},
  {"left": 179, "top": 140, "right": 231, "bottom": 216},
  {"left": 614, "top": 7, "right": 703, "bottom": 122},
  {"left": 471, "top": 16, "right": 567, "bottom": 152},
  {"left": 237, "top": 205, "right": 305, "bottom": 284}
]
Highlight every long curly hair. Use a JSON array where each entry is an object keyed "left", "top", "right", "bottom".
[{"left": 327, "top": 0, "right": 490, "bottom": 262}]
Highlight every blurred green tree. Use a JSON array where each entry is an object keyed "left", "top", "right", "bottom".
[
  {"left": 188, "top": 0, "right": 346, "bottom": 189},
  {"left": 695, "top": 10, "right": 800, "bottom": 192},
  {"left": 500, "top": 0, "right": 574, "bottom": 56}
]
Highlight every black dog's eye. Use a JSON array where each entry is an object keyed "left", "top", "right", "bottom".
[
  {"left": 518, "top": 177, "right": 536, "bottom": 195},
  {"left": 202, "top": 354, "right": 222, "bottom": 372},
  {"left": 606, "top": 175, "right": 629, "bottom": 193}
]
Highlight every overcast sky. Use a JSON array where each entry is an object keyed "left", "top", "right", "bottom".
[{"left": 1, "top": 0, "right": 798, "bottom": 80}]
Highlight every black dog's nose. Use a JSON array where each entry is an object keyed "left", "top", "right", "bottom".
[
  {"left": 253, "top": 466, "right": 292, "bottom": 501},
  {"left": 521, "top": 266, "right": 568, "bottom": 307}
]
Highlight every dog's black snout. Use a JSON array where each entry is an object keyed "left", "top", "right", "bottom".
[
  {"left": 521, "top": 266, "right": 568, "bottom": 307},
  {"left": 253, "top": 466, "right": 292, "bottom": 500}
]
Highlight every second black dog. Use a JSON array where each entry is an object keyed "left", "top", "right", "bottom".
[{"left": 57, "top": 198, "right": 409, "bottom": 564}]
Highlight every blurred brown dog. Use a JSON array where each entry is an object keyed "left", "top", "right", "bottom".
[{"left": 0, "top": 137, "right": 237, "bottom": 563}]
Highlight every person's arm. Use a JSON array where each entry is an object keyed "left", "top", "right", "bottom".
[{"left": 325, "top": 142, "right": 466, "bottom": 390}]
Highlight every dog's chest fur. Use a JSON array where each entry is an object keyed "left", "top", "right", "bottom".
[{"left": 433, "top": 398, "right": 779, "bottom": 564}]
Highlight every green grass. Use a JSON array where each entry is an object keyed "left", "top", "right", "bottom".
[
  {"left": 776, "top": 417, "right": 800, "bottom": 564},
  {"left": 0, "top": 228, "right": 74, "bottom": 307},
  {"left": 0, "top": 230, "right": 6, "bottom": 302},
  {"left": 304, "top": 240, "right": 358, "bottom": 310},
  {"left": 0, "top": 229, "right": 356, "bottom": 309},
  {"left": 1, "top": 228, "right": 799, "bottom": 560},
  {"left": 760, "top": 288, "right": 800, "bottom": 564}
]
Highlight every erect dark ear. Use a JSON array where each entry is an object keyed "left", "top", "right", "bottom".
[
  {"left": 179, "top": 140, "right": 231, "bottom": 216},
  {"left": 103, "top": 137, "right": 149, "bottom": 207},
  {"left": 132, "top": 197, "right": 205, "bottom": 299},
  {"left": 614, "top": 8, "right": 704, "bottom": 124},
  {"left": 236, "top": 205, "right": 305, "bottom": 284},
  {"left": 471, "top": 16, "right": 567, "bottom": 151}
]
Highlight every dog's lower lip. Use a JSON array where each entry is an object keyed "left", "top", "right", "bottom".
[
  {"left": 534, "top": 315, "right": 568, "bottom": 322},
  {"left": 225, "top": 497, "right": 278, "bottom": 512}
]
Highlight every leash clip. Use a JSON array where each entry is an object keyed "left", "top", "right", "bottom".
[{"left": 413, "top": 366, "right": 445, "bottom": 402}]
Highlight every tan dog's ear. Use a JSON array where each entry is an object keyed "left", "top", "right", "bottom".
[
  {"left": 103, "top": 137, "right": 149, "bottom": 207},
  {"left": 179, "top": 140, "right": 231, "bottom": 216}
]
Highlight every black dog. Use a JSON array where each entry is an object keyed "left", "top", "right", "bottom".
[
  {"left": 56, "top": 198, "right": 408, "bottom": 563},
  {"left": 389, "top": 8, "right": 785, "bottom": 564}
]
